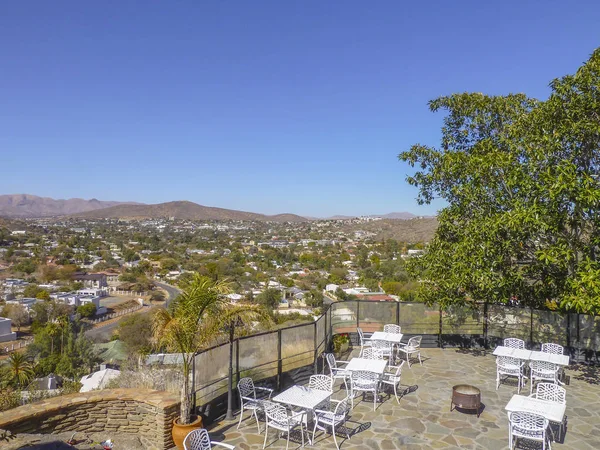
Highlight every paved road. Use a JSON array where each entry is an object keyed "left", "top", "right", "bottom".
[{"left": 85, "top": 281, "right": 180, "bottom": 340}]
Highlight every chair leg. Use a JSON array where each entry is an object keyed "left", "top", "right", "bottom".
[
  {"left": 285, "top": 429, "right": 290, "bottom": 450},
  {"left": 332, "top": 423, "right": 339, "bottom": 450},
  {"left": 254, "top": 409, "right": 261, "bottom": 434},
  {"left": 312, "top": 420, "right": 318, "bottom": 444},
  {"left": 393, "top": 382, "right": 399, "bottom": 404},
  {"left": 418, "top": 351, "right": 422, "bottom": 365},
  {"left": 237, "top": 406, "right": 245, "bottom": 429},
  {"left": 496, "top": 371, "right": 500, "bottom": 390},
  {"left": 300, "top": 423, "right": 305, "bottom": 448},
  {"left": 407, "top": 351, "right": 411, "bottom": 368},
  {"left": 262, "top": 425, "right": 269, "bottom": 449}
]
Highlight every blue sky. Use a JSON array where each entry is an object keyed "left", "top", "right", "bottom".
[{"left": 1, "top": 1, "right": 599, "bottom": 217}]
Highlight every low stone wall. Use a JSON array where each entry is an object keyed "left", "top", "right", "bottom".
[{"left": 0, "top": 388, "right": 180, "bottom": 450}]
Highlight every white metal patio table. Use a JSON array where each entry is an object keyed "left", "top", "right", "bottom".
[
  {"left": 367, "top": 331, "right": 404, "bottom": 344},
  {"left": 273, "top": 385, "right": 332, "bottom": 445},
  {"left": 529, "top": 350, "right": 569, "bottom": 366},
  {"left": 505, "top": 394, "right": 567, "bottom": 443},
  {"left": 345, "top": 357, "right": 388, "bottom": 374},
  {"left": 493, "top": 346, "right": 532, "bottom": 360}
]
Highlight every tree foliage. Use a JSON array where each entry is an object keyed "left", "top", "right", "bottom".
[{"left": 400, "top": 49, "right": 600, "bottom": 313}]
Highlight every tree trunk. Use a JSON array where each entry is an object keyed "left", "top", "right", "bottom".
[{"left": 180, "top": 359, "right": 191, "bottom": 424}]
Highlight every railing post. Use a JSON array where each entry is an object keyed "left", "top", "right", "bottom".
[
  {"left": 328, "top": 305, "right": 333, "bottom": 352},
  {"left": 235, "top": 339, "right": 240, "bottom": 389},
  {"left": 396, "top": 302, "right": 400, "bottom": 326},
  {"left": 276, "top": 329, "right": 282, "bottom": 392},
  {"left": 566, "top": 313, "right": 570, "bottom": 349},
  {"left": 191, "top": 353, "right": 196, "bottom": 414},
  {"left": 483, "top": 301, "right": 489, "bottom": 349},
  {"left": 438, "top": 304, "right": 443, "bottom": 348},
  {"left": 529, "top": 306, "right": 534, "bottom": 349},
  {"left": 313, "top": 321, "right": 318, "bottom": 374},
  {"left": 356, "top": 301, "right": 360, "bottom": 330},
  {"left": 225, "top": 324, "right": 235, "bottom": 421}
]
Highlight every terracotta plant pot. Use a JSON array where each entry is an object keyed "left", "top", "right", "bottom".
[{"left": 172, "top": 415, "right": 203, "bottom": 450}]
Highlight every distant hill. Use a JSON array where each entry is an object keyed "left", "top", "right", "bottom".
[
  {"left": 345, "top": 217, "right": 438, "bottom": 242},
  {"left": 0, "top": 194, "right": 139, "bottom": 218},
  {"left": 73, "top": 200, "right": 308, "bottom": 223}
]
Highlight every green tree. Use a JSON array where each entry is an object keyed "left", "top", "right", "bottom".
[
  {"left": 399, "top": 48, "right": 600, "bottom": 313},
  {"left": 152, "top": 274, "right": 267, "bottom": 424},
  {"left": 256, "top": 288, "right": 282, "bottom": 310},
  {"left": 3, "top": 353, "right": 35, "bottom": 388},
  {"left": 77, "top": 303, "right": 97, "bottom": 318},
  {"left": 118, "top": 312, "right": 153, "bottom": 357},
  {"left": 1, "top": 304, "right": 29, "bottom": 332}
]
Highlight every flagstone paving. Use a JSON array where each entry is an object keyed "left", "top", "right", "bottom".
[{"left": 207, "top": 348, "right": 600, "bottom": 449}]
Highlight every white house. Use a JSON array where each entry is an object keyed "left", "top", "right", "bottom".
[
  {"left": 325, "top": 284, "right": 339, "bottom": 293},
  {"left": 79, "top": 367, "right": 121, "bottom": 392},
  {"left": 0, "top": 317, "right": 17, "bottom": 342}
]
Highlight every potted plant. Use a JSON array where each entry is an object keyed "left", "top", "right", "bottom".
[
  {"left": 153, "top": 274, "right": 265, "bottom": 449},
  {"left": 333, "top": 333, "right": 351, "bottom": 356}
]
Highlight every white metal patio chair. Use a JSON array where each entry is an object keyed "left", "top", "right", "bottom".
[
  {"left": 504, "top": 338, "right": 526, "bottom": 349},
  {"left": 361, "top": 347, "right": 384, "bottom": 360},
  {"left": 530, "top": 382, "right": 567, "bottom": 441},
  {"left": 262, "top": 402, "right": 305, "bottom": 450},
  {"left": 237, "top": 377, "right": 273, "bottom": 433},
  {"left": 356, "top": 327, "right": 373, "bottom": 357},
  {"left": 309, "top": 374, "right": 334, "bottom": 392},
  {"left": 312, "top": 396, "right": 352, "bottom": 450},
  {"left": 183, "top": 428, "right": 235, "bottom": 450},
  {"left": 541, "top": 343, "right": 564, "bottom": 355},
  {"left": 530, "top": 360, "right": 561, "bottom": 394},
  {"left": 372, "top": 339, "right": 394, "bottom": 362},
  {"left": 379, "top": 360, "right": 405, "bottom": 403},
  {"left": 351, "top": 370, "right": 381, "bottom": 411},
  {"left": 496, "top": 356, "right": 525, "bottom": 393},
  {"left": 397, "top": 336, "right": 422, "bottom": 367},
  {"left": 383, "top": 324, "right": 401, "bottom": 334},
  {"left": 508, "top": 411, "right": 551, "bottom": 450},
  {"left": 325, "top": 353, "right": 351, "bottom": 391}
]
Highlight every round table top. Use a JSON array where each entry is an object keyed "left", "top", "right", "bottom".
[{"left": 452, "top": 384, "right": 481, "bottom": 395}]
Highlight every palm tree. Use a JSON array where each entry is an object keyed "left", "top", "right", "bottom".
[
  {"left": 46, "top": 322, "right": 59, "bottom": 355},
  {"left": 6, "top": 352, "right": 35, "bottom": 389},
  {"left": 152, "top": 274, "right": 266, "bottom": 425}
]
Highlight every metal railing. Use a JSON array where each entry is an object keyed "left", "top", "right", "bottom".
[{"left": 191, "top": 300, "right": 600, "bottom": 424}]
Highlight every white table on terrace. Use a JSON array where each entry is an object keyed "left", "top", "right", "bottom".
[
  {"left": 345, "top": 357, "right": 388, "bottom": 374},
  {"left": 367, "top": 331, "right": 404, "bottom": 344},
  {"left": 505, "top": 394, "right": 566, "bottom": 424},
  {"left": 493, "top": 346, "right": 569, "bottom": 366},
  {"left": 273, "top": 385, "right": 332, "bottom": 445},
  {"left": 273, "top": 385, "right": 332, "bottom": 411}
]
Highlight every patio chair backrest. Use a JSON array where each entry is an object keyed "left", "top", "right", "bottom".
[
  {"left": 372, "top": 339, "right": 391, "bottom": 351},
  {"left": 309, "top": 374, "right": 333, "bottom": 392},
  {"left": 238, "top": 377, "right": 256, "bottom": 400},
  {"left": 325, "top": 353, "right": 337, "bottom": 371},
  {"left": 509, "top": 411, "right": 548, "bottom": 435},
  {"left": 497, "top": 355, "right": 521, "bottom": 369},
  {"left": 357, "top": 327, "right": 366, "bottom": 344},
  {"left": 264, "top": 402, "right": 291, "bottom": 429},
  {"left": 334, "top": 396, "right": 351, "bottom": 415},
  {"left": 535, "top": 382, "right": 566, "bottom": 404},
  {"left": 406, "top": 336, "right": 422, "bottom": 350},
  {"left": 383, "top": 324, "right": 401, "bottom": 334},
  {"left": 183, "top": 428, "right": 212, "bottom": 450},
  {"left": 530, "top": 359, "right": 558, "bottom": 374},
  {"left": 541, "top": 343, "right": 563, "bottom": 355},
  {"left": 362, "top": 347, "right": 384, "bottom": 359},
  {"left": 352, "top": 370, "right": 379, "bottom": 388},
  {"left": 504, "top": 338, "right": 525, "bottom": 349}
]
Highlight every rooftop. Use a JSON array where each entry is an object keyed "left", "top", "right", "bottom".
[{"left": 207, "top": 347, "right": 600, "bottom": 449}]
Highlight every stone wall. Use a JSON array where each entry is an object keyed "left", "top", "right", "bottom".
[{"left": 0, "top": 388, "right": 180, "bottom": 450}]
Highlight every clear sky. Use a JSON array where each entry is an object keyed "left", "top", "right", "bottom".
[{"left": 1, "top": 1, "right": 599, "bottom": 217}]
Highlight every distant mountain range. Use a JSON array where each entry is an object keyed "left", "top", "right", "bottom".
[
  {"left": 0, "top": 194, "right": 428, "bottom": 223},
  {"left": 72, "top": 200, "right": 307, "bottom": 223},
  {"left": 0, "top": 194, "right": 139, "bottom": 218}
]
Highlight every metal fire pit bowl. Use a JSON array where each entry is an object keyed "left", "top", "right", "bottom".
[{"left": 451, "top": 384, "right": 481, "bottom": 418}]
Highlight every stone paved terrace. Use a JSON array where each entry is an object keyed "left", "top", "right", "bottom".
[{"left": 207, "top": 348, "right": 600, "bottom": 449}]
